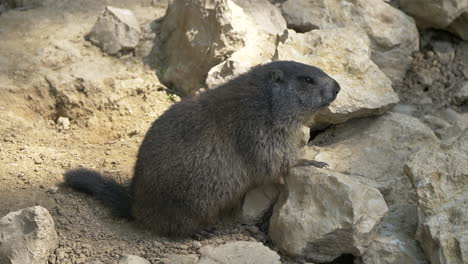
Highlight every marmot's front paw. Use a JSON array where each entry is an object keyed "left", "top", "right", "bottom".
[{"left": 294, "top": 159, "right": 329, "bottom": 168}]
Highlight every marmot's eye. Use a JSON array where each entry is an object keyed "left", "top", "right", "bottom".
[{"left": 305, "top": 77, "right": 315, "bottom": 84}]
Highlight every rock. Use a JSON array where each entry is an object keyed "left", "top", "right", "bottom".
[
  {"left": 392, "top": 104, "right": 418, "bottom": 117},
  {"left": 193, "top": 0, "right": 286, "bottom": 90},
  {"left": 192, "top": 241, "right": 202, "bottom": 250},
  {"left": 362, "top": 205, "right": 428, "bottom": 264},
  {"left": 158, "top": 0, "right": 250, "bottom": 95},
  {"left": 400, "top": 0, "right": 468, "bottom": 41},
  {"left": 280, "top": 0, "right": 419, "bottom": 82},
  {"left": 449, "top": 12, "right": 468, "bottom": 41},
  {"left": 414, "top": 67, "right": 439, "bottom": 86},
  {"left": 431, "top": 126, "right": 463, "bottom": 141},
  {"left": 118, "top": 254, "right": 150, "bottom": 264},
  {"left": 363, "top": 236, "right": 428, "bottom": 264},
  {"left": 400, "top": 0, "right": 468, "bottom": 28},
  {"left": 34, "top": 156, "right": 43, "bottom": 165},
  {"left": 167, "top": 254, "right": 198, "bottom": 264},
  {"left": 57, "top": 116, "right": 70, "bottom": 130},
  {"left": 0, "top": 206, "right": 58, "bottom": 264},
  {"left": 435, "top": 108, "right": 468, "bottom": 130},
  {"left": 240, "top": 184, "right": 280, "bottom": 225},
  {"left": 458, "top": 42, "right": 468, "bottom": 79},
  {"left": 87, "top": 6, "right": 141, "bottom": 55},
  {"left": 275, "top": 28, "right": 398, "bottom": 125},
  {"left": 427, "top": 108, "right": 468, "bottom": 140},
  {"left": 404, "top": 133, "right": 468, "bottom": 264},
  {"left": 419, "top": 96, "right": 433, "bottom": 105},
  {"left": 423, "top": 115, "right": 452, "bottom": 129},
  {"left": 280, "top": 0, "right": 325, "bottom": 32},
  {"left": 47, "top": 186, "right": 59, "bottom": 194},
  {"left": 245, "top": 225, "right": 261, "bottom": 235},
  {"left": 432, "top": 41, "right": 455, "bottom": 65},
  {"left": 307, "top": 112, "right": 438, "bottom": 205},
  {"left": 231, "top": 0, "right": 286, "bottom": 35},
  {"left": 304, "top": 112, "right": 438, "bottom": 262},
  {"left": 197, "top": 241, "right": 281, "bottom": 264},
  {"left": 205, "top": 32, "right": 277, "bottom": 89},
  {"left": 454, "top": 81, "right": 468, "bottom": 105},
  {"left": 269, "top": 166, "right": 388, "bottom": 262}
]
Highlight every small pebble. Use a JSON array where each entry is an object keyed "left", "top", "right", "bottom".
[
  {"left": 246, "top": 225, "right": 261, "bottom": 234},
  {"left": 177, "top": 244, "right": 189, "bottom": 250},
  {"left": 48, "top": 186, "right": 59, "bottom": 194},
  {"left": 57, "top": 116, "right": 71, "bottom": 130},
  {"left": 424, "top": 115, "right": 452, "bottom": 129},
  {"left": 419, "top": 96, "right": 433, "bottom": 105},
  {"left": 119, "top": 254, "right": 150, "bottom": 264},
  {"left": 192, "top": 241, "right": 202, "bottom": 249}
]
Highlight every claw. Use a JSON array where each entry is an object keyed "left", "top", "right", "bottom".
[
  {"left": 294, "top": 159, "right": 329, "bottom": 168},
  {"left": 309, "top": 160, "right": 328, "bottom": 168}
]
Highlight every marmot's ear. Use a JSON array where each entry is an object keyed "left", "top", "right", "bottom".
[{"left": 270, "top": 69, "right": 284, "bottom": 82}]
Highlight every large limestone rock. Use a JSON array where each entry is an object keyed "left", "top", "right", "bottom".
[
  {"left": 405, "top": 134, "right": 468, "bottom": 264},
  {"left": 280, "top": 0, "right": 419, "bottom": 82},
  {"left": 307, "top": 112, "right": 437, "bottom": 206},
  {"left": 231, "top": 0, "right": 286, "bottom": 35},
  {"left": 197, "top": 241, "right": 281, "bottom": 264},
  {"left": 449, "top": 12, "right": 468, "bottom": 41},
  {"left": 87, "top": 6, "right": 141, "bottom": 55},
  {"left": 305, "top": 112, "right": 438, "bottom": 263},
  {"left": 205, "top": 33, "right": 277, "bottom": 89},
  {"left": 240, "top": 184, "right": 280, "bottom": 225},
  {"left": 269, "top": 166, "right": 388, "bottom": 262},
  {"left": 363, "top": 234, "right": 428, "bottom": 264},
  {"left": 0, "top": 206, "right": 58, "bottom": 264},
  {"left": 362, "top": 205, "right": 429, "bottom": 264},
  {"left": 184, "top": 0, "right": 287, "bottom": 90},
  {"left": 400, "top": 0, "right": 468, "bottom": 41},
  {"left": 275, "top": 28, "right": 399, "bottom": 125},
  {"left": 158, "top": 0, "right": 251, "bottom": 95},
  {"left": 400, "top": 0, "right": 468, "bottom": 28}
]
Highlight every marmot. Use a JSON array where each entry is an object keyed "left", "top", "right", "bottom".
[{"left": 65, "top": 61, "right": 341, "bottom": 237}]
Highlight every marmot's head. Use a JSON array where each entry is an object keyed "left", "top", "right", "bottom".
[{"left": 260, "top": 61, "right": 340, "bottom": 114}]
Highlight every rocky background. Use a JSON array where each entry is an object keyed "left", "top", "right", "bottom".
[{"left": 0, "top": 0, "right": 466, "bottom": 264}]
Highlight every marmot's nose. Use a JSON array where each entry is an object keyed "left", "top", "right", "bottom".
[{"left": 333, "top": 80, "right": 341, "bottom": 96}]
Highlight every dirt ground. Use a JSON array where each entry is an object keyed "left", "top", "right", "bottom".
[{"left": 0, "top": 1, "right": 466, "bottom": 264}]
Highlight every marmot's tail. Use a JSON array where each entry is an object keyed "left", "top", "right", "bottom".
[{"left": 64, "top": 168, "right": 132, "bottom": 218}]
